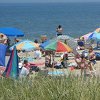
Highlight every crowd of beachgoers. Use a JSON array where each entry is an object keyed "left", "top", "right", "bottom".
[{"left": 0, "top": 26, "right": 100, "bottom": 79}]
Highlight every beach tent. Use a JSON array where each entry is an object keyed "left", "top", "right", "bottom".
[
  {"left": 2, "top": 47, "right": 19, "bottom": 79},
  {"left": 0, "top": 27, "right": 24, "bottom": 37},
  {"left": 0, "top": 44, "right": 7, "bottom": 66}
]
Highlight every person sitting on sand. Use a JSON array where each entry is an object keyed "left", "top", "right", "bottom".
[
  {"left": 45, "top": 55, "right": 51, "bottom": 68},
  {"left": 75, "top": 53, "right": 95, "bottom": 76},
  {"left": 88, "top": 47, "right": 96, "bottom": 66},
  {"left": 54, "top": 60, "right": 62, "bottom": 69},
  {"left": 74, "top": 53, "right": 82, "bottom": 69},
  {"left": 77, "top": 37, "right": 85, "bottom": 50},
  {"left": 20, "top": 60, "right": 30, "bottom": 78},
  {"left": 34, "top": 48, "right": 42, "bottom": 59}
]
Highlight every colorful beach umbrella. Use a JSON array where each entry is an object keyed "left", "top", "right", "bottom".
[
  {"left": 44, "top": 40, "right": 72, "bottom": 52},
  {"left": 88, "top": 28, "right": 100, "bottom": 41},
  {"left": 10, "top": 40, "right": 39, "bottom": 51},
  {"left": 40, "top": 39, "right": 55, "bottom": 49},
  {"left": 3, "top": 46, "right": 19, "bottom": 79},
  {"left": 0, "top": 27, "right": 24, "bottom": 37},
  {"left": 57, "top": 35, "right": 77, "bottom": 49},
  {"left": 81, "top": 32, "right": 92, "bottom": 40}
]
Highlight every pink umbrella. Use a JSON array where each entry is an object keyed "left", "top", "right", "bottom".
[{"left": 81, "top": 32, "right": 92, "bottom": 40}]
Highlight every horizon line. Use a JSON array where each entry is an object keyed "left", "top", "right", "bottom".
[{"left": 0, "top": 1, "right": 100, "bottom": 4}]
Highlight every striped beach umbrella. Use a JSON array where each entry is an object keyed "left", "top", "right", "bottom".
[
  {"left": 81, "top": 32, "right": 92, "bottom": 40},
  {"left": 44, "top": 40, "right": 72, "bottom": 52}
]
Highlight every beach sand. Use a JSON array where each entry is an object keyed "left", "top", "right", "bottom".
[{"left": 5, "top": 49, "right": 100, "bottom": 77}]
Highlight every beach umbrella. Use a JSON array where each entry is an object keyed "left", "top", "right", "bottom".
[
  {"left": 0, "top": 27, "right": 24, "bottom": 37},
  {"left": 88, "top": 28, "right": 100, "bottom": 41},
  {"left": 10, "top": 40, "right": 39, "bottom": 51},
  {"left": 81, "top": 32, "right": 92, "bottom": 40},
  {"left": 40, "top": 39, "right": 55, "bottom": 49},
  {"left": 2, "top": 46, "right": 19, "bottom": 79},
  {"left": 44, "top": 40, "right": 72, "bottom": 52},
  {"left": 57, "top": 35, "right": 77, "bottom": 49},
  {"left": 57, "top": 35, "right": 72, "bottom": 40}
]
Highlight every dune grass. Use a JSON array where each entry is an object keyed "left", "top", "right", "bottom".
[{"left": 0, "top": 75, "right": 100, "bottom": 100}]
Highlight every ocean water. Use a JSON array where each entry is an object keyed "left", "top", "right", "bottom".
[{"left": 0, "top": 3, "right": 100, "bottom": 40}]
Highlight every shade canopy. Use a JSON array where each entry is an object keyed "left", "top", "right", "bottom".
[
  {"left": 44, "top": 40, "right": 72, "bottom": 52},
  {"left": 0, "top": 27, "right": 24, "bottom": 37},
  {"left": 10, "top": 40, "right": 39, "bottom": 51}
]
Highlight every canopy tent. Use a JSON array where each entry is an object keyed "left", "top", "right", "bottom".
[{"left": 0, "top": 27, "right": 24, "bottom": 37}]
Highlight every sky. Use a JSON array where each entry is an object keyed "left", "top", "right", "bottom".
[{"left": 0, "top": 0, "right": 100, "bottom": 3}]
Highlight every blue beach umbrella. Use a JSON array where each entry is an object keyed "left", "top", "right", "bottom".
[
  {"left": 88, "top": 28, "right": 100, "bottom": 41},
  {"left": 0, "top": 27, "right": 24, "bottom": 37},
  {"left": 10, "top": 40, "right": 39, "bottom": 51}
]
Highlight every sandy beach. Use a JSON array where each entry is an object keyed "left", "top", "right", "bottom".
[{"left": 5, "top": 49, "right": 100, "bottom": 77}]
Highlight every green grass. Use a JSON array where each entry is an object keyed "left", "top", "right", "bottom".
[{"left": 0, "top": 75, "right": 100, "bottom": 100}]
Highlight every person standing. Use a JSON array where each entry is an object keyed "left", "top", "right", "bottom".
[{"left": 56, "top": 25, "right": 63, "bottom": 36}]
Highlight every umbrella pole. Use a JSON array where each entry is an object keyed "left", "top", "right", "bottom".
[{"left": 51, "top": 51, "right": 55, "bottom": 72}]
